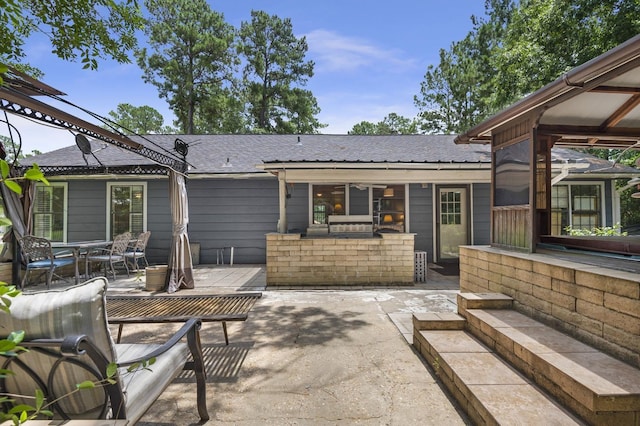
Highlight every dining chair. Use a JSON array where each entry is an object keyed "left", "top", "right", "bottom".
[
  {"left": 125, "top": 231, "right": 151, "bottom": 271},
  {"left": 18, "top": 235, "right": 75, "bottom": 289},
  {"left": 85, "top": 232, "right": 131, "bottom": 280}
]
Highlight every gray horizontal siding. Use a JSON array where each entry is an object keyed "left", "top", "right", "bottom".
[
  {"left": 472, "top": 183, "right": 491, "bottom": 245},
  {"left": 187, "top": 177, "right": 279, "bottom": 264},
  {"left": 145, "top": 180, "right": 172, "bottom": 264},
  {"left": 67, "top": 180, "right": 107, "bottom": 241},
  {"left": 285, "top": 183, "right": 309, "bottom": 233},
  {"left": 67, "top": 179, "right": 173, "bottom": 265},
  {"left": 408, "top": 184, "right": 434, "bottom": 262},
  {"left": 63, "top": 177, "right": 492, "bottom": 267}
]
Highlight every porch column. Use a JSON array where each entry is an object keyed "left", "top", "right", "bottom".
[{"left": 278, "top": 173, "right": 288, "bottom": 233}]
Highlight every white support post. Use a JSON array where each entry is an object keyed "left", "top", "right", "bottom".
[{"left": 278, "top": 173, "right": 288, "bottom": 233}]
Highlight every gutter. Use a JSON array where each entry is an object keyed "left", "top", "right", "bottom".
[
  {"left": 257, "top": 162, "right": 492, "bottom": 171},
  {"left": 455, "top": 34, "right": 640, "bottom": 144}
]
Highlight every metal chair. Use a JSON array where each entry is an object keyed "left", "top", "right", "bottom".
[
  {"left": 125, "top": 230, "right": 151, "bottom": 271},
  {"left": 85, "top": 232, "right": 131, "bottom": 280},
  {"left": 18, "top": 235, "right": 75, "bottom": 289}
]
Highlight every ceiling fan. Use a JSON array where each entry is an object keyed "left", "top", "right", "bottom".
[{"left": 350, "top": 184, "right": 387, "bottom": 190}]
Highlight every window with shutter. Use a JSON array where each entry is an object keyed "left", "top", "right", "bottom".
[
  {"left": 107, "top": 182, "right": 147, "bottom": 239},
  {"left": 33, "top": 183, "right": 67, "bottom": 241}
]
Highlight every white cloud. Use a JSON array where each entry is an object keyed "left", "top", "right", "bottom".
[
  {"left": 317, "top": 90, "right": 420, "bottom": 134},
  {"left": 304, "top": 29, "right": 416, "bottom": 73}
]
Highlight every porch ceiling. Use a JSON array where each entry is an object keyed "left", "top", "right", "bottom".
[{"left": 456, "top": 35, "right": 640, "bottom": 151}]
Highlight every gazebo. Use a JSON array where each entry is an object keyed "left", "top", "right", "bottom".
[
  {"left": 454, "top": 35, "right": 640, "bottom": 367},
  {"left": 0, "top": 66, "right": 194, "bottom": 292}
]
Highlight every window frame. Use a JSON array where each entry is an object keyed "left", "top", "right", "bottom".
[
  {"left": 551, "top": 182, "right": 606, "bottom": 234},
  {"left": 106, "top": 182, "right": 147, "bottom": 239},
  {"left": 33, "top": 182, "right": 68, "bottom": 242},
  {"left": 309, "top": 184, "right": 348, "bottom": 225},
  {"left": 307, "top": 183, "right": 409, "bottom": 232}
]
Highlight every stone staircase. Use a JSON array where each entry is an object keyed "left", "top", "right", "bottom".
[{"left": 413, "top": 293, "right": 640, "bottom": 425}]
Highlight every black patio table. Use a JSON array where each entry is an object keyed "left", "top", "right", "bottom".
[{"left": 51, "top": 240, "right": 112, "bottom": 284}]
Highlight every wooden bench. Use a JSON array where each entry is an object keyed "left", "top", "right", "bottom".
[
  {"left": 107, "top": 292, "right": 262, "bottom": 345},
  {"left": 0, "top": 277, "right": 208, "bottom": 423}
]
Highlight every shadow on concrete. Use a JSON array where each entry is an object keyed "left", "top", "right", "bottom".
[
  {"left": 177, "top": 342, "right": 254, "bottom": 383},
  {"left": 244, "top": 304, "right": 370, "bottom": 347}
]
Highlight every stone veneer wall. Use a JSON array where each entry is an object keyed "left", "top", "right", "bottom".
[
  {"left": 266, "top": 233, "right": 415, "bottom": 286},
  {"left": 459, "top": 245, "right": 640, "bottom": 367}
]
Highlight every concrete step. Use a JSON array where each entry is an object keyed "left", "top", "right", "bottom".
[
  {"left": 464, "top": 308, "right": 640, "bottom": 425},
  {"left": 413, "top": 328, "right": 583, "bottom": 425},
  {"left": 456, "top": 292, "right": 513, "bottom": 311},
  {"left": 412, "top": 312, "right": 465, "bottom": 331}
]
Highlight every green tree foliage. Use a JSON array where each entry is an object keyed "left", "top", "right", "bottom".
[
  {"left": 238, "top": 10, "right": 324, "bottom": 134},
  {"left": 106, "top": 103, "right": 174, "bottom": 134},
  {"left": 0, "top": 0, "right": 143, "bottom": 71},
  {"left": 620, "top": 184, "right": 640, "bottom": 230},
  {"left": 415, "top": 0, "right": 513, "bottom": 134},
  {"left": 415, "top": 0, "right": 640, "bottom": 133},
  {"left": 492, "top": 0, "right": 640, "bottom": 112},
  {"left": 0, "top": 136, "right": 42, "bottom": 164},
  {"left": 136, "top": 0, "right": 238, "bottom": 134},
  {"left": 349, "top": 113, "right": 418, "bottom": 135}
]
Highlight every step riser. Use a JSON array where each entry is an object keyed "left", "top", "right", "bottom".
[
  {"left": 466, "top": 310, "right": 640, "bottom": 425},
  {"left": 457, "top": 292, "right": 513, "bottom": 312},
  {"left": 413, "top": 312, "right": 465, "bottom": 331}
]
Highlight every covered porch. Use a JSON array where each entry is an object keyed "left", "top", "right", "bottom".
[{"left": 260, "top": 160, "right": 490, "bottom": 286}]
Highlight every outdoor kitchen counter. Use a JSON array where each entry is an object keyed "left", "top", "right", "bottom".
[{"left": 265, "top": 232, "right": 416, "bottom": 287}]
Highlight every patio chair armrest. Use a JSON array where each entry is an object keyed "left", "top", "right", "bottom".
[
  {"left": 23, "top": 334, "right": 113, "bottom": 375},
  {"left": 113, "top": 317, "right": 209, "bottom": 421},
  {"left": 115, "top": 318, "right": 203, "bottom": 367}
]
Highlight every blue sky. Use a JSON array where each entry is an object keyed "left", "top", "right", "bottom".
[{"left": 5, "top": 1, "right": 487, "bottom": 154}]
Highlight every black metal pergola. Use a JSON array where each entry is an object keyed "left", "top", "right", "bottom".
[{"left": 0, "top": 66, "right": 195, "bottom": 291}]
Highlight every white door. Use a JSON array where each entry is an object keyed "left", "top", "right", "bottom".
[{"left": 438, "top": 187, "right": 468, "bottom": 261}]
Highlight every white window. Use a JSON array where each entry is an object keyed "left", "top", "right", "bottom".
[
  {"left": 551, "top": 183, "right": 604, "bottom": 235},
  {"left": 33, "top": 183, "right": 67, "bottom": 242},
  {"left": 312, "top": 184, "right": 346, "bottom": 224},
  {"left": 107, "top": 182, "right": 146, "bottom": 239}
]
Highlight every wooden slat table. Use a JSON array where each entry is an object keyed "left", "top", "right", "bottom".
[{"left": 107, "top": 292, "right": 262, "bottom": 345}]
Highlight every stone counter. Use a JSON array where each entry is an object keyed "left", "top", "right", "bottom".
[{"left": 266, "top": 233, "right": 415, "bottom": 286}]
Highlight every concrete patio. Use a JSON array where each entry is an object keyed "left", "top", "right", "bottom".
[{"left": 101, "top": 264, "right": 469, "bottom": 425}]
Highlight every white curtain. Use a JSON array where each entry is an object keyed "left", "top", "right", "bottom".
[{"left": 166, "top": 170, "right": 194, "bottom": 293}]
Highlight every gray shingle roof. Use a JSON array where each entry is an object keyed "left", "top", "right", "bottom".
[
  {"left": 28, "top": 134, "right": 492, "bottom": 174},
  {"left": 26, "top": 134, "right": 637, "bottom": 176}
]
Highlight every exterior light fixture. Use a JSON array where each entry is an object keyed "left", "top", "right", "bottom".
[{"left": 383, "top": 188, "right": 394, "bottom": 197}]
